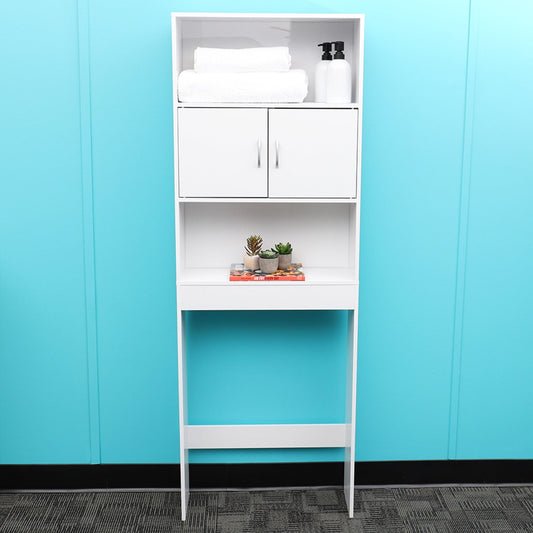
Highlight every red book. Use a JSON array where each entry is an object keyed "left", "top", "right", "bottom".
[{"left": 229, "top": 263, "right": 305, "bottom": 281}]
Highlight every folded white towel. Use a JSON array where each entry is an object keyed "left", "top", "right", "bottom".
[
  {"left": 194, "top": 47, "right": 291, "bottom": 73},
  {"left": 178, "top": 70, "right": 308, "bottom": 103}
]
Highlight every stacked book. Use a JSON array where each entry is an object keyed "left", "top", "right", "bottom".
[{"left": 229, "top": 263, "right": 305, "bottom": 281}]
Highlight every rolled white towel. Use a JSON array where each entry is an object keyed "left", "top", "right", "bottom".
[
  {"left": 178, "top": 70, "right": 308, "bottom": 103},
  {"left": 194, "top": 47, "right": 291, "bottom": 73}
]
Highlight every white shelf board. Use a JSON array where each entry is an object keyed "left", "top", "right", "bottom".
[
  {"left": 177, "top": 197, "right": 357, "bottom": 204},
  {"left": 172, "top": 13, "right": 364, "bottom": 21},
  {"left": 177, "top": 102, "right": 360, "bottom": 109},
  {"left": 178, "top": 284, "right": 358, "bottom": 311},
  {"left": 178, "top": 267, "right": 356, "bottom": 286},
  {"left": 185, "top": 423, "right": 347, "bottom": 450},
  {"left": 177, "top": 268, "right": 358, "bottom": 310}
]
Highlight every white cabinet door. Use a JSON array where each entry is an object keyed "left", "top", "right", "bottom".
[
  {"left": 178, "top": 108, "right": 267, "bottom": 197},
  {"left": 268, "top": 109, "right": 358, "bottom": 198}
]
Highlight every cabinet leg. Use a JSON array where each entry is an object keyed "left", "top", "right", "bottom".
[
  {"left": 180, "top": 450, "right": 189, "bottom": 520},
  {"left": 344, "top": 307, "right": 358, "bottom": 517},
  {"left": 177, "top": 309, "right": 189, "bottom": 520}
]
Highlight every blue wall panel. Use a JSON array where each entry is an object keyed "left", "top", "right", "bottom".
[
  {"left": 0, "top": 0, "right": 532, "bottom": 465},
  {"left": 0, "top": 2, "right": 91, "bottom": 463},
  {"left": 88, "top": 0, "right": 347, "bottom": 464},
  {"left": 87, "top": 0, "right": 468, "bottom": 464},
  {"left": 455, "top": 0, "right": 533, "bottom": 459},
  {"left": 88, "top": 0, "right": 180, "bottom": 463},
  {"left": 344, "top": 0, "right": 469, "bottom": 460}
]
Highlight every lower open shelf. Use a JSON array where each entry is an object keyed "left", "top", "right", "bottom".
[
  {"left": 179, "top": 267, "right": 356, "bottom": 285},
  {"left": 177, "top": 268, "right": 358, "bottom": 310}
]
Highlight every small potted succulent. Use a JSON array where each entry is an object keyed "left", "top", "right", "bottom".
[
  {"left": 258, "top": 250, "right": 279, "bottom": 274},
  {"left": 243, "top": 234, "right": 263, "bottom": 271},
  {"left": 272, "top": 242, "right": 293, "bottom": 270}
]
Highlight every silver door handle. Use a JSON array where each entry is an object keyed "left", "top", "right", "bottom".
[
  {"left": 275, "top": 140, "right": 280, "bottom": 168},
  {"left": 257, "top": 139, "right": 261, "bottom": 168}
]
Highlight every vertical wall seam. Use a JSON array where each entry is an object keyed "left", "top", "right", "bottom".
[
  {"left": 448, "top": 0, "right": 478, "bottom": 460},
  {"left": 77, "top": 0, "right": 101, "bottom": 464}
]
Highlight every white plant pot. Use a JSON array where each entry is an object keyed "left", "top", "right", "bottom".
[
  {"left": 278, "top": 253, "right": 292, "bottom": 270},
  {"left": 259, "top": 257, "right": 279, "bottom": 274},
  {"left": 243, "top": 254, "right": 260, "bottom": 271}
]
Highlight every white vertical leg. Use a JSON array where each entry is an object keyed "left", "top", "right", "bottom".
[
  {"left": 344, "top": 301, "right": 359, "bottom": 517},
  {"left": 177, "top": 309, "right": 189, "bottom": 520}
]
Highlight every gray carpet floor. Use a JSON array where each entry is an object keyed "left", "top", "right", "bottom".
[{"left": 0, "top": 486, "right": 532, "bottom": 532}]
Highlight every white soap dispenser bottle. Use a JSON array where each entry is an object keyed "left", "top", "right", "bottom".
[
  {"left": 315, "top": 42, "right": 332, "bottom": 103},
  {"left": 326, "top": 40, "right": 352, "bottom": 103}
]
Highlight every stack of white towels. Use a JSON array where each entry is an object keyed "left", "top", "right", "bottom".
[{"left": 177, "top": 47, "right": 308, "bottom": 103}]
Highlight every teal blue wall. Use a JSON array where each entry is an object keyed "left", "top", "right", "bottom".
[
  {"left": 0, "top": 0, "right": 532, "bottom": 465},
  {"left": 0, "top": 1, "right": 91, "bottom": 463},
  {"left": 452, "top": 2, "right": 533, "bottom": 460}
]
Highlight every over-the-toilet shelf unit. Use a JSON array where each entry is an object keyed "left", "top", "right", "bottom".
[{"left": 171, "top": 12, "right": 364, "bottom": 520}]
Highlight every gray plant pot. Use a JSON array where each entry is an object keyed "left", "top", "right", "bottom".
[
  {"left": 243, "top": 254, "right": 260, "bottom": 271},
  {"left": 278, "top": 253, "right": 292, "bottom": 270},
  {"left": 259, "top": 256, "right": 279, "bottom": 274}
]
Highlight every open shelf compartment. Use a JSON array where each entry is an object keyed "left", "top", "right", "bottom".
[
  {"left": 176, "top": 202, "right": 358, "bottom": 310},
  {"left": 172, "top": 13, "right": 364, "bottom": 105},
  {"left": 177, "top": 203, "right": 358, "bottom": 281}
]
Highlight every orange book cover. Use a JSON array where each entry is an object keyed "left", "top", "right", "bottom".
[{"left": 229, "top": 263, "right": 305, "bottom": 281}]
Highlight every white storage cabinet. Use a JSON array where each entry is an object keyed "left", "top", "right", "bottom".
[
  {"left": 172, "top": 12, "right": 365, "bottom": 520},
  {"left": 178, "top": 108, "right": 358, "bottom": 198}
]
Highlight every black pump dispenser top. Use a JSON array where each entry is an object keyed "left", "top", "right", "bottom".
[
  {"left": 334, "top": 40, "right": 345, "bottom": 59},
  {"left": 318, "top": 42, "right": 333, "bottom": 60}
]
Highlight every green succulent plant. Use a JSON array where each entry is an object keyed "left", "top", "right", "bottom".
[
  {"left": 259, "top": 250, "right": 279, "bottom": 259},
  {"left": 244, "top": 235, "right": 263, "bottom": 256},
  {"left": 272, "top": 242, "right": 293, "bottom": 255}
]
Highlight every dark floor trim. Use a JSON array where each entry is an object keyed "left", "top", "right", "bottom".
[{"left": 1, "top": 461, "right": 532, "bottom": 491}]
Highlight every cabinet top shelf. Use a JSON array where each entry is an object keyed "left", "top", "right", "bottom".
[
  {"left": 177, "top": 102, "right": 360, "bottom": 109},
  {"left": 171, "top": 13, "right": 364, "bottom": 21}
]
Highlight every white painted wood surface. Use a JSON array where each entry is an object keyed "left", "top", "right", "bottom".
[
  {"left": 185, "top": 424, "right": 348, "bottom": 449},
  {"left": 178, "top": 284, "right": 358, "bottom": 311},
  {"left": 172, "top": 12, "right": 364, "bottom": 521},
  {"left": 177, "top": 102, "right": 359, "bottom": 109},
  {"left": 268, "top": 109, "right": 358, "bottom": 198},
  {"left": 178, "top": 109, "right": 357, "bottom": 199},
  {"left": 178, "top": 108, "right": 267, "bottom": 198},
  {"left": 177, "top": 310, "right": 189, "bottom": 520},
  {"left": 172, "top": 17, "right": 189, "bottom": 520},
  {"left": 344, "top": 306, "right": 359, "bottom": 517},
  {"left": 177, "top": 197, "right": 358, "bottom": 203}
]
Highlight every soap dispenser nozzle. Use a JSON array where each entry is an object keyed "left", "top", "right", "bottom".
[
  {"left": 318, "top": 42, "right": 333, "bottom": 60},
  {"left": 333, "top": 40, "right": 345, "bottom": 59}
]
